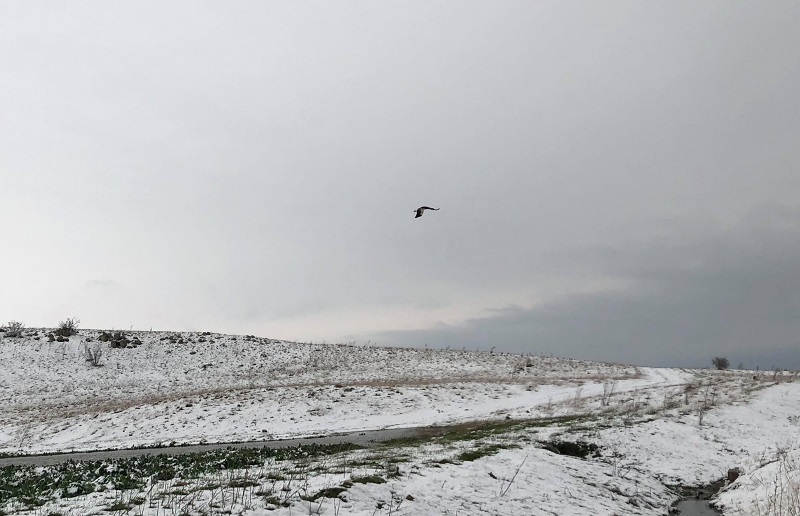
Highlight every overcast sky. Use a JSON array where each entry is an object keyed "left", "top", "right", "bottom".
[{"left": 2, "top": 2, "right": 799, "bottom": 369}]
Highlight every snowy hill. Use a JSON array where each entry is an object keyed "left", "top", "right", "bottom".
[
  {"left": 0, "top": 328, "right": 798, "bottom": 516},
  {"left": 0, "top": 328, "right": 644, "bottom": 454}
]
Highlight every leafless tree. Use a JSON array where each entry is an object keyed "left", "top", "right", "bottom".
[{"left": 712, "top": 356, "right": 730, "bottom": 370}]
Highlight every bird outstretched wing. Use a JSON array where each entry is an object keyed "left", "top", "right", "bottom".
[{"left": 414, "top": 206, "right": 439, "bottom": 218}]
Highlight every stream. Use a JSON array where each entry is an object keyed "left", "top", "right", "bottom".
[
  {"left": 674, "top": 499, "right": 722, "bottom": 515},
  {"left": 672, "top": 479, "right": 725, "bottom": 515}
]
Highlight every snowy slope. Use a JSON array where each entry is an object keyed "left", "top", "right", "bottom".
[
  {"left": 1, "top": 328, "right": 798, "bottom": 516},
  {"left": 1, "top": 328, "right": 654, "bottom": 454}
]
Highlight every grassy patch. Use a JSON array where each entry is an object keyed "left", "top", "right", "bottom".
[
  {"left": 301, "top": 486, "right": 349, "bottom": 501},
  {"left": 260, "top": 495, "right": 285, "bottom": 506},
  {"left": 379, "top": 414, "right": 592, "bottom": 449},
  {"left": 541, "top": 439, "right": 600, "bottom": 459},
  {"left": 0, "top": 442, "right": 361, "bottom": 509},
  {"left": 264, "top": 471, "right": 286, "bottom": 481},
  {"left": 346, "top": 458, "right": 381, "bottom": 468},
  {"left": 104, "top": 501, "right": 133, "bottom": 511},
  {"left": 457, "top": 443, "right": 516, "bottom": 462},
  {"left": 227, "top": 478, "right": 259, "bottom": 488},
  {"left": 351, "top": 474, "right": 386, "bottom": 484}
]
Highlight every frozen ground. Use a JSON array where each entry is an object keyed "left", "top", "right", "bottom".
[
  {"left": 313, "top": 380, "right": 800, "bottom": 516},
  {"left": 0, "top": 329, "right": 648, "bottom": 454},
  {"left": 0, "top": 328, "right": 798, "bottom": 515}
]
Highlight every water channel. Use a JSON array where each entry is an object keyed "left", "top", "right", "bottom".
[
  {"left": 1, "top": 432, "right": 727, "bottom": 515},
  {"left": 673, "top": 499, "right": 722, "bottom": 515}
]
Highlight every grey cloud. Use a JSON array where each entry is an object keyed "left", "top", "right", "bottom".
[
  {"left": 1, "top": 2, "right": 800, "bottom": 355},
  {"left": 369, "top": 206, "right": 800, "bottom": 370}
]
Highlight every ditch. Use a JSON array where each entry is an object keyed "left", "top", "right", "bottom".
[{"left": 671, "top": 479, "right": 725, "bottom": 515}]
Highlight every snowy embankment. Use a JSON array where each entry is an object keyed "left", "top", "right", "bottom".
[
  {"left": 301, "top": 380, "right": 799, "bottom": 516},
  {"left": 1, "top": 329, "right": 655, "bottom": 455},
  {"left": 1, "top": 328, "right": 797, "bottom": 516}
]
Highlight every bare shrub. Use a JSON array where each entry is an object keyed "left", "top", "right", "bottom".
[
  {"left": 55, "top": 317, "right": 80, "bottom": 337},
  {"left": 3, "top": 320, "right": 25, "bottom": 337},
  {"left": 601, "top": 379, "right": 618, "bottom": 406},
  {"left": 683, "top": 381, "right": 699, "bottom": 405},
  {"left": 697, "top": 401, "right": 707, "bottom": 426},
  {"left": 712, "top": 356, "right": 730, "bottom": 370},
  {"left": 82, "top": 341, "right": 104, "bottom": 367},
  {"left": 696, "top": 384, "right": 717, "bottom": 426},
  {"left": 572, "top": 386, "right": 584, "bottom": 407}
]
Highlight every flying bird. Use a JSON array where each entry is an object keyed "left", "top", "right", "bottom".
[{"left": 414, "top": 206, "right": 439, "bottom": 218}]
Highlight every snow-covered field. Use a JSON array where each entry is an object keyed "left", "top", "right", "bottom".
[
  {"left": 0, "top": 329, "right": 645, "bottom": 454},
  {"left": 0, "top": 328, "right": 798, "bottom": 515}
]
